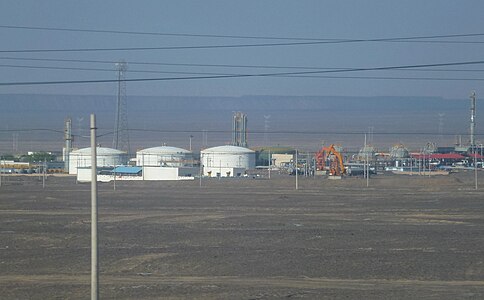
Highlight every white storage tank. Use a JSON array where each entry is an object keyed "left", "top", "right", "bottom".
[
  {"left": 201, "top": 145, "right": 255, "bottom": 177},
  {"left": 136, "top": 146, "right": 193, "bottom": 167},
  {"left": 68, "top": 147, "right": 127, "bottom": 175}
]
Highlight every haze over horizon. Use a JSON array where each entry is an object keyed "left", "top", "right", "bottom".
[{"left": 1, "top": 1, "right": 483, "bottom": 153}]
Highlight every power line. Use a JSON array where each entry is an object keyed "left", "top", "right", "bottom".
[
  {"left": 5, "top": 63, "right": 484, "bottom": 81},
  {"left": 286, "top": 75, "right": 484, "bottom": 81},
  {"left": 2, "top": 59, "right": 484, "bottom": 86},
  {"left": 3, "top": 56, "right": 484, "bottom": 73},
  {"left": 1, "top": 127, "right": 481, "bottom": 137},
  {"left": 3, "top": 38, "right": 484, "bottom": 54},
  {"left": 0, "top": 63, "right": 235, "bottom": 76},
  {"left": 0, "top": 40, "right": 343, "bottom": 53},
  {"left": 2, "top": 24, "right": 484, "bottom": 44},
  {"left": 0, "top": 56, "right": 345, "bottom": 71}
]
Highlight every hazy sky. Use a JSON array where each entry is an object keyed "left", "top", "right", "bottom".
[{"left": 1, "top": 1, "right": 484, "bottom": 98}]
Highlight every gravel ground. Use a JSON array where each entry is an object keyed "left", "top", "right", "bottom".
[{"left": 0, "top": 171, "right": 484, "bottom": 299}]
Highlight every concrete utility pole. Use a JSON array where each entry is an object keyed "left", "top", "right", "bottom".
[{"left": 90, "top": 114, "right": 99, "bottom": 300}]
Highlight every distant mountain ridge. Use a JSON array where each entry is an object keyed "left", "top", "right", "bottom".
[
  {"left": 0, "top": 93, "right": 478, "bottom": 153},
  {"left": 0, "top": 93, "right": 465, "bottom": 114}
]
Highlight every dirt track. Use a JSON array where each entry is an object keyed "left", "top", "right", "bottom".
[{"left": 1, "top": 172, "right": 484, "bottom": 299}]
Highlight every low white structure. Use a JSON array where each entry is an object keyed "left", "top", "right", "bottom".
[
  {"left": 201, "top": 145, "right": 255, "bottom": 177},
  {"left": 136, "top": 146, "right": 193, "bottom": 167},
  {"left": 69, "top": 147, "right": 126, "bottom": 175},
  {"left": 272, "top": 153, "right": 294, "bottom": 167},
  {"left": 143, "top": 166, "right": 197, "bottom": 180},
  {"left": 76, "top": 166, "right": 196, "bottom": 182}
]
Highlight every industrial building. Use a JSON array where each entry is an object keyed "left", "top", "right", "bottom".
[
  {"left": 135, "top": 146, "right": 193, "bottom": 167},
  {"left": 271, "top": 153, "right": 294, "bottom": 168},
  {"left": 76, "top": 165, "right": 196, "bottom": 182},
  {"left": 68, "top": 147, "right": 127, "bottom": 175},
  {"left": 232, "top": 112, "right": 248, "bottom": 147},
  {"left": 201, "top": 145, "right": 255, "bottom": 177}
]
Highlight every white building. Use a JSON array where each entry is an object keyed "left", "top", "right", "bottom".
[
  {"left": 68, "top": 147, "right": 126, "bottom": 175},
  {"left": 136, "top": 146, "right": 193, "bottom": 167},
  {"left": 201, "top": 145, "right": 255, "bottom": 177},
  {"left": 76, "top": 166, "right": 196, "bottom": 182}
]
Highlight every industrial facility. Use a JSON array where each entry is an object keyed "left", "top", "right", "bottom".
[
  {"left": 232, "top": 112, "right": 248, "bottom": 147},
  {"left": 201, "top": 145, "right": 255, "bottom": 177},
  {"left": 2, "top": 92, "right": 481, "bottom": 181},
  {"left": 68, "top": 147, "right": 127, "bottom": 175},
  {"left": 135, "top": 146, "right": 194, "bottom": 167}
]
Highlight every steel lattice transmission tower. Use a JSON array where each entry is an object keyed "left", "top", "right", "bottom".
[{"left": 113, "top": 61, "right": 130, "bottom": 154}]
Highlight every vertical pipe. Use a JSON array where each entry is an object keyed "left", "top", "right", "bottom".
[
  {"left": 470, "top": 91, "right": 476, "bottom": 147},
  {"left": 42, "top": 158, "right": 46, "bottom": 189},
  {"left": 268, "top": 149, "right": 271, "bottom": 179},
  {"left": 475, "top": 148, "right": 478, "bottom": 190},
  {"left": 90, "top": 114, "right": 99, "bottom": 300},
  {"left": 199, "top": 161, "right": 202, "bottom": 188},
  {"left": 295, "top": 149, "right": 298, "bottom": 190},
  {"left": 142, "top": 153, "right": 145, "bottom": 181},
  {"left": 64, "top": 118, "right": 72, "bottom": 173},
  {"left": 364, "top": 134, "right": 367, "bottom": 181},
  {"left": 366, "top": 152, "right": 369, "bottom": 188}
]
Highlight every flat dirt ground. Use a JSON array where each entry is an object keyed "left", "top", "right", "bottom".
[{"left": 1, "top": 171, "right": 484, "bottom": 299}]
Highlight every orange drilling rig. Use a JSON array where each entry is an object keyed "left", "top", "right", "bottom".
[{"left": 315, "top": 144, "right": 345, "bottom": 176}]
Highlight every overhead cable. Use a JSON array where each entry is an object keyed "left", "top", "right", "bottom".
[
  {"left": 2, "top": 59, "right": 484, "bottom": 86},
  {"left": 2, "top": 24, "right": 484, "bottom": 44}
]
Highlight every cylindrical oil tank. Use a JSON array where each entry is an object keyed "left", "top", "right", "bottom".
[
  {"left": 136, "top": 146, "right": 193, "bottom": 167},
  {"left": 68, "top": 147, "right": 127, "bottom": 174},
  {"left": 390, "top": 144, "right": 409, "bottom": 158},
  {"left": 201, "top": 145, "right": 255, "bottom": 169}
]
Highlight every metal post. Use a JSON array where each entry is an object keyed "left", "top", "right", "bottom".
[
  {"left": 64, "top": 118, "right": 72, "bottom": 173},
  {"left": 113, "top": 166, "right": 116, "bottom": 191},
  {"left": 42, "top": 158, "right": 46, "bottom": 189},
  {"left": 142, "top": 153, "right": 145, "bottom": 181},
  {"left": 268, "top": 149, "right": 271, "bottom": 179},
  {"left": 470, "top": 91, "right": 476, "bottom": 146},
  {"left": 366, "top": 149, "right": 370, "bottom": 187},
  {"left": 479, "top": 144, "right": 484, "bottom": 169},
  {"left": 418, "top": 152, "right": 421, "bottom": 175},
  {"left": 90, "top": 114, "right": 99, "bottom": 300},
  {"left": 410, "top": 157, "right": 413, "bottom": 175},
  {"left": 475, "top": 147, "right": 478, "bottom": 190},
  {"left": 295, "top": 149, "right": 298, "bottom": 190}
]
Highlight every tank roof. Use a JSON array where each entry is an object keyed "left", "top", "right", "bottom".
[
  {"left": 201, "top": 145, "right": 254, "bottom": 154},
  {"left": 72, "top": 147, "right": 125, "bottom": 155},
  {"left": 137, "top": 146, "right": 191, "bottom": 154}
]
